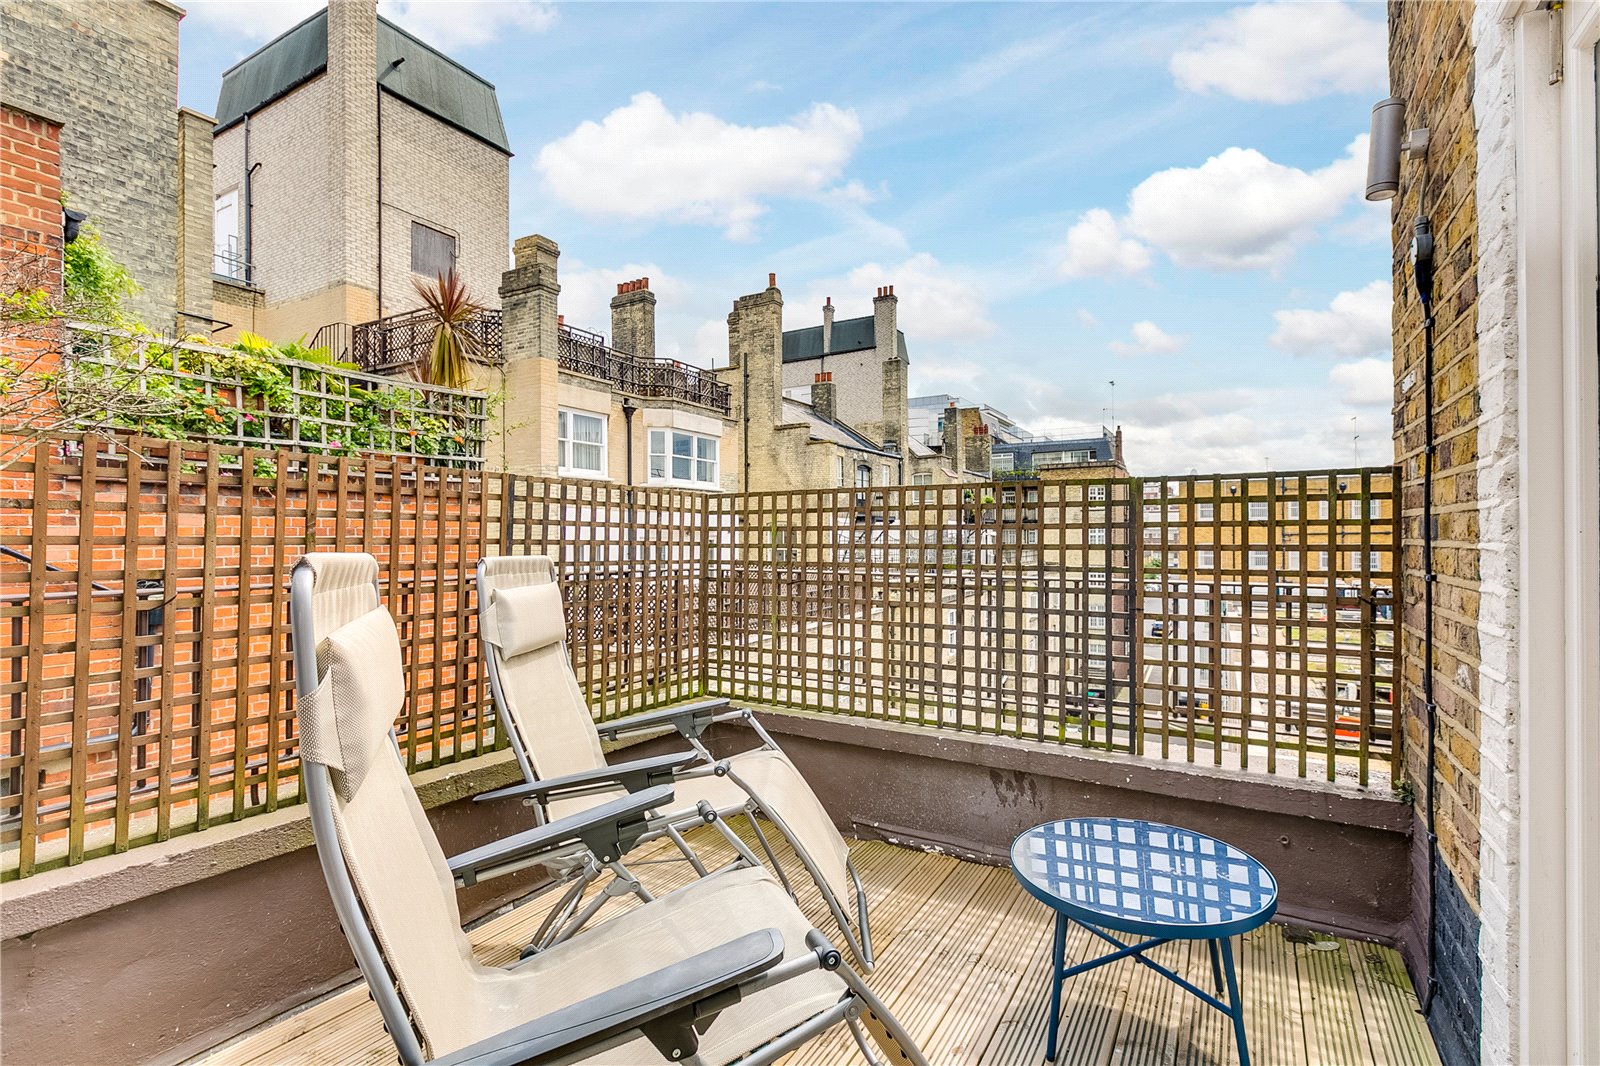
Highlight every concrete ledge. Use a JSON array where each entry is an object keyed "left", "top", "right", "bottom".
[{"left": 2, "top": 749, "right": 524, "bottom": 941}]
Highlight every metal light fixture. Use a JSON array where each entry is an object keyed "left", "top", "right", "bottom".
[{"left": 1365, "top": 97, "right": 1428, "bottom": 201}]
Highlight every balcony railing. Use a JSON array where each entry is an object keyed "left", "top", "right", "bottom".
[
  {"left": 1, "top": 441, "right": 1395, "bottom": 879},
  {"left": 557, "top": 323, "right": 732, "bottom": 414},
  {"left": 347, "top": 307, "right": 505, "bottom": 374}
]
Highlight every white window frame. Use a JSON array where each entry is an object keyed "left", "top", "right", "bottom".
[
  {"left": 648, "top": 428, "right": 719, "bottom": 488},
  {"left": 557, "top": 408, "right": 607, "bottom": 478}
]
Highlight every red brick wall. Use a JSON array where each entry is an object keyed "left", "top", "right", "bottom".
[{"left": 1, "top": 104, "right": 65, "bottom": 406}]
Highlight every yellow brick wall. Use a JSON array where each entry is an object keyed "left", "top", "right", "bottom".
[{"left": 1389, "top": 0, "right": 1482, "bottom": 910}]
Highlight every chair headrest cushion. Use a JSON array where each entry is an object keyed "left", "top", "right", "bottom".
[
  {"left": 490, "top": 581, "right": 566, "bottom": 659},
  {"left": 298, "top": 605, "right": 406, "bottom": 799}
]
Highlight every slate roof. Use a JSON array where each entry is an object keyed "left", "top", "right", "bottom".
[
  {"left": 215, "top": 10, "right": 511, "bottom": 154},
  {"left": 781, "top": 399, "right": 899, "bottom": 458},
  {"left": 782, "top": 315, "right": 909, "bottom": 364}
]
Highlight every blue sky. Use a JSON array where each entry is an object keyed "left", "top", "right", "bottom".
[{"left": 178, "top": 1, "right": 1396, "bottom": 473}]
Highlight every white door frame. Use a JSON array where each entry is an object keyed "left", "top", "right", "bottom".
[{"left": 1503, "top": 2, "right": 1600, "bottom": 1062}]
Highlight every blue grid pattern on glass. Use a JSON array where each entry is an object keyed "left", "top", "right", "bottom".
[{"left": 1011, "top": 818, "right": 1278, "bottom": 938}]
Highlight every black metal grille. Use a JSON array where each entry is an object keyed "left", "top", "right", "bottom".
[
  {"left": 350, "top": 308, "right": 504, "bottom": 373},
  {"left": 557, "top": 325, "right": 731, "bottom": 414}
]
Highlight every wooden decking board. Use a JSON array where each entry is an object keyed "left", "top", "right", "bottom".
[
  {"left": 1342, "top": 939, "right": 1439, "bottom": 1066},
  {"left": 1295, "top": 937, "right": 1374, "bottom": 1066},
  {"left": 919, "top": 879, "right": 1050, "bottom": 1064},
  {"left": 193, "top": 831, "right": 1440, "bottom": 1066}
]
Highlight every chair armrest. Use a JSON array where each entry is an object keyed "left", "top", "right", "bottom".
[
  {"left": 448, "top": 784, "right": 673, "bottom": 887},
  {"left": 429, "top": 928, "right": 785, "bottom": 1066},
  {"left": 474, "top": 751, "right": 701, "bottom": 805},
  {"left": 595, "top": 699, "right": 732, "bottom": 742}
]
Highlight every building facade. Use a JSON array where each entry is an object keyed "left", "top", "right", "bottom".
[
  {"left": 726, "top": 283, "right": 987, "bottom": 491},
  {"left": 205, "top": 1, "right": 510, "bottom": 345},
  {"left": 1383, "top": 3, "right": 1599, "bottom": 1064},
  {"left": 1, "top": 0, "right": 187, "bottom": 331},
  {"left": 490, "top": 235, "right": 740, "bottom": 490}
]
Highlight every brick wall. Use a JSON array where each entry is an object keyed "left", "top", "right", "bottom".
[
  {"left": 176, "top": 108, "right": 215, "bottom": 334},
  {"left": 0, "top": 104, "right": 65, "bottom": 412},
  {"left": 378, "top": 92, "right": 509, "bottom": 317},
  {"left": 780, "top": 347, "right": 883, "bottom": 430},
  {"left": 1387, "top": 2, "right": 1483, "bottom": 1062},
  {"left": 1, "top": 0, "right": 181, "bottom": 329},
  {"left": 213, "top": 78, "right": 348, "bottom": 314}
]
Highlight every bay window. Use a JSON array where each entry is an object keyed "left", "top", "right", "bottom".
[{"left": 649, "top": 429, "right": 718, "bottom": 487}]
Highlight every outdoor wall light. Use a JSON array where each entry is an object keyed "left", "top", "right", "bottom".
[{"left": 1365, "top": 97, "right": 1429, "bottom": 201}]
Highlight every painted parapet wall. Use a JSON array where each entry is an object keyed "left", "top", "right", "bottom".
[
  {"left": 675, "top": 710, "right": 1415, "bottom": 944},
  {"left": 0, "top": 753, "right": 534, "bottom": 1066}
]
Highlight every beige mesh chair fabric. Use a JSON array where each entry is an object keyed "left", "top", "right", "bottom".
[
  {"left": 295, "top": 553, "right": 847, "bottom": 1063},
  {"left": 478, "top": 555, "right": 854, "bottom": 913}
]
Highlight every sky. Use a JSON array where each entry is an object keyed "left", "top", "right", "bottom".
[{"left": 177, "top": 0, "right": 1398, "bottom": 475}]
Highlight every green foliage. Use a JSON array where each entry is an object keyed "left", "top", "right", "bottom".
[
  {"left": 79, "top": 331, "right": 485, "bottom": 465},
  {"left": 63, "top": 226, "right": 139, "bottom": 326}
]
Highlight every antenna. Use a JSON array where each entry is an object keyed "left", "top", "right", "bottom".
[
  {"left": 1108, "top": 380, "right": 1117, "bottom": 426},
  {"left": 1351, "top": 416, "right": 1360, "bottom": 467}
]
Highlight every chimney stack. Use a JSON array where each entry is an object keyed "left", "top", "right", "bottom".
[
  {"left": 822, "top": 296, "right": 834, "bottom": 355},
  {"left": 965, "top": 422, "right": 993, "bottom": 476},
  {"left": 610, "top": 276, "right": 656, "bottom": 359},
  {"left": 812, "top": 370, "right": 837, "bottom": 423},
  {"left": 941, "top": 401, "right": 963, "bottom": 472},
  {"left": 873, "top": 284, "right": 906, "bottom": 452}
]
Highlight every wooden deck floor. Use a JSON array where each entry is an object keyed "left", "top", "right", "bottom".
[{"left": 198, "top": 828, "right": 1439, "bottom": 1066}]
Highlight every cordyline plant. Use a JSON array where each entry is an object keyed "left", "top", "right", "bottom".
[{"left": 411, "top": 270, "right": 484, "bottom": 391}]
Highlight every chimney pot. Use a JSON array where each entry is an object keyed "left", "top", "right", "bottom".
[
  {"left": 558, "top": 314, "right": 565, "bottom": 326},
  {"left": 825, "top": 296, "right": 831, "bottom": 306},
  {"left": 642, "top": 277, "right": 649, "bottom": 289},
  {"left": 768, "top": 272, "right": 776, "bottom": 288}
]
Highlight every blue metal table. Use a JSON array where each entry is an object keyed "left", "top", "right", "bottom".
[{"left": 1010, "top": 818, "right": 1279, "bottom": 1065}]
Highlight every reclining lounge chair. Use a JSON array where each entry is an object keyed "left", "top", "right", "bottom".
[
  {"left": 288, "top": 552, "right": 926, "bottom": 1066},
  {"left": 474, "top": 554, "right": 875, "bottom": 968}
]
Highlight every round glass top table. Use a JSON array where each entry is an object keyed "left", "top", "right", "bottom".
[{"left": 1010, "top": 818, "right": 1278, "bottom": 1065}]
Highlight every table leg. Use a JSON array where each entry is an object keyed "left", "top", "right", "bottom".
[
  {"left": 1208, "top": 938, "right": 1225, "bottom": 994},
  {"left": 1219, "top": 936, "right": 1249, "bottom": 1066},
  {"left": 1046, "top": 912, "right": 1067, "bottom": 1062}
]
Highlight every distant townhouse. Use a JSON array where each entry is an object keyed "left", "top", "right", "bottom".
[
  {"left": 201, "top": 1, "right": 510, "bottom": 350},
  {"left": 490, "top": 235, "right": 741, "bottom": 489},
  {"left": 724, "top": 281, "right": 989, "bottom": 492}
]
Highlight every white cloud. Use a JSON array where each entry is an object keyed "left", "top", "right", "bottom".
[
  {"left": 803, "top": 253, "right": 996, "bottom": 342},
  {"left": 536, "top": 93, "right": 864, "bottom": 241},
  {"left": 380, "top": 1, "right": 556, "bottom": 50},
  {"left": 1076, "top": 308, "right": 1098, "bottom": 329},
  {"left": 1329, "top": 358, "right": 1392, "bottom": 407},
  {"left": 1124, "top": 136, "right": 1368, "bottom": 271},
  {"left": 183, "top": 0, "right": 555, "bottom": 48},
  {"left": 1110, "top": 321, "right": 1186, "bottom": 356},
  {"left": 1271, "top": 280, "right": 1392, "bottom": 358},
  {"left": 554, "top": 261, "right": 685, "bottom": 339},
  {"left": 1057, "top": 209, "right": 1151, "bottom": 279},
  {"left": 1171, "top": 2, "right": 1387, "bottom": 104}
]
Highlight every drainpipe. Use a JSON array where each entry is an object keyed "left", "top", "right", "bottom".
[
  {"left": 622, "top": 399, "right": 637, "bottom": 574},
  {"left": 242, "top": 115, "right": 261, "bottom": 284}
]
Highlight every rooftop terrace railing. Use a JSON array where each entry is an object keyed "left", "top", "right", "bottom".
[
  {"left": 557, "top": 324, "right": 733, "bottom": 414},
  {"left": 1, "top": 437, "right": 1396, "bottom": 879},
  {"left": 346, "top": 307, "right": 505, "bottom": 374}
]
